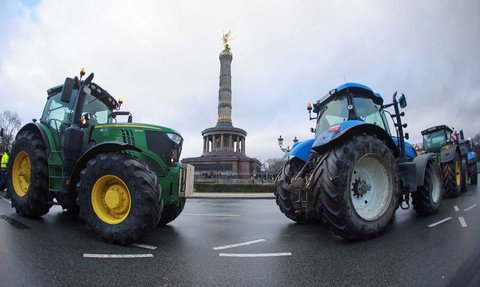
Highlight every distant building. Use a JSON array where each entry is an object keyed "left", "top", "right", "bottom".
[{"left": 182, "top": 34, "right": 261, "bottom": 179}]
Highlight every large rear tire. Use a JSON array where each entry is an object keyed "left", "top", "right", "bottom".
[
  {"left": 315, "top": 135, "right": 400, "bottom": 240},
  {"left": 442, "top": 153, "right": 462, "bottom": 198},
  {"left": 158, "top": 198, "right": 186, "bottom": 226},
  {"left": 412, "top": 159, "right": 442, "bottom": 215},
  {"left": 7, "top": 131, "right": 52, "bottom": 217},
  {"left": 77, "top": 153, "right": 163, "bottom": 244},
  {"left": 468, "top": 163, "right": 478, "bottom": 185},
  {"left": 274, "top": 158, "right": 313, "bottom": 224}
]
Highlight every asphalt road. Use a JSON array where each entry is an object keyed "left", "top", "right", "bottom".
[{"left": 1, "top": 180, "right": 479, "bottom": 287}]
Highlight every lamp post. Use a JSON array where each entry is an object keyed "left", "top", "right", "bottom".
[{"left": 277, "top": 135, "right": 298, "bottom": 153}]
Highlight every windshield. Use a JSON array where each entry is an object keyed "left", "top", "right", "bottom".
[
  {"left": 82, "top": 94, "right": 111, "bottom": 124},
  {"left": 353, "top": 97, "right": 389, "bottom": 133},
  {"left": 315, "top": 95, "right": 349, "bottom": 135},
  {"left": 423, "top": 130, "right": 447, "bottom": 151}
]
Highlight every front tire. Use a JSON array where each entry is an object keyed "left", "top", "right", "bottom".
[
  {"left": 274, "top": 158, "right": 313, "bottom": 224},
  {"left": 77, "top": 153, "right": 163, "bottom": 244},
  {"left": 412, "top": 159, "right": 442, "bottom": 215},
  {"left": 468, "top": 163, "right": 478, "bottom": 185},
  {"left": 315, "top": 135, "right": 400, "bottom": 240},
  {"left": 158, "top": 198, "right": 186, "bottom": 226},
  {"left": 442, "top": 153, "right": 463, "bottom": 198},
  {"left": 7, "top": 131, "right": 52, "bottom": 217}
]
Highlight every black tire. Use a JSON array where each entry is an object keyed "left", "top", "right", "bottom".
[
  {"left": 412, "top": 159, "right": 442, "bottom": 215},
  {"left": 7, "top": 131, "right": 52, "bottom": 217},
  {"left": 468, "top": 163, "right": 478, "bottom": 185},
  {"left": 461, "top": 160, "right": 468, "bottom": 192},
  {"left": 274, "top": 158, "right": 313, "bottom": 224},
  {"left": 77, "top": 153, "right": 163, "bottom": 244},
  {"left": 315, "top": 135, "right": 400, "bottom": 240},
  {"left": 442, "top": 153, "right": 462, "bottom": 198},
  {"left": 158, "top": 197, "right": 186, "bottom": 226}
]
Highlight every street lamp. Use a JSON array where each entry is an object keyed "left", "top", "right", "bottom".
[{"left": 278, "top": 135, "right": 298, "bottom": 153}]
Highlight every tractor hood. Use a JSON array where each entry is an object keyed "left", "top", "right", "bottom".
[{"left": 92, "top": 123, "right": 183, "bottom": 166}]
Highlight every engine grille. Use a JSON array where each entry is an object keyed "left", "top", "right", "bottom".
[{"left": 145, "top": 131, "right": 182, "bottom": 167}]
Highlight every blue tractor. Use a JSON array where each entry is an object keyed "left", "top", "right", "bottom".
[{"left": 275, "top": 83, "right": 442, "bottom": 240}]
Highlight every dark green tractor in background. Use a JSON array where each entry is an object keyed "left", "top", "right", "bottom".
[
  {"left": 6, "top": 69, "right": 194, "bottom": 244},
  {"left": 421, "top": 125, "right": 477, "bottom": 198}
]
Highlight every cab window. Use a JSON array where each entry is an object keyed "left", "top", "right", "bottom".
[{"left": 353, "top": 97, "right": 389, "bottom": 132}]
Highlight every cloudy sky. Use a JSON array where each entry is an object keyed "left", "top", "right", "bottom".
[{"left": 1, "top": 0, "right": 479, "bottom": 162}]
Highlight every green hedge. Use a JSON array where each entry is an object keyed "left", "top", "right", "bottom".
[{"left": 194, "top": 183, "right": 274, "bottom": 193}]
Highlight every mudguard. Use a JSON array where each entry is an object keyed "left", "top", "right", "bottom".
[
  {"left": 311, "top": 121, "right": 399, "bottom": 157},
  {"left": 69, "top": 141, "right": 141, "bottom": 191},
  {"left": 288, "top": 139, "right": 315, "bottom": 162},
  {"left": 440, "top": 145, "right": 457, "bottom": 163},
  {"left": 467, "top": 151, "right": 477, "bottom": 165},
  {"left": 16, "top": 122, "right": 53, "bottom": 155},
  {"left": 413, "top": 153, "right": 436, "bottom": 187}
]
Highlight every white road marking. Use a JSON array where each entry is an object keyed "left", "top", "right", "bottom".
[
  {"left": 83, "top": 254, "right": 154, "bottom": 259},
  {"left": 0, "top": 196, "right": 11, "bottom": 204},
  {"left": 454, "top": 206, "right": 459, "bottom": 212},
  {"left": 458, "top": 217, "right": 467, "bottom": 227},
  {"left": 428, "top": 217, "right": 452, "bottom": 227},
  {"left": 463, "top": 204, "right": 477, "bottom": 212},
  {"left": 130, "top": 243, "right": 157, "bottom": 250},
  {"left": 219, "top": 252, "right": 292, "bottom": 258},
  {"left": 182, "top": 213, "right": 241, "bottom": 217},
  {"left": 213, "top": 239, "right": 267, "bottom": 250}
]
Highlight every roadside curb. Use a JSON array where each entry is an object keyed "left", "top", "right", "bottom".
[{"left": 189, "top": 193, "right": 275, "bottom": 199}]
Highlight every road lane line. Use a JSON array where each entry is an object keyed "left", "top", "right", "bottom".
[
  {"left": 219, "top": 252, "right": 292, "bottom": 258},
  {"left": 428, "top": 217, "right": 452, "bottom": 227},
  {"left": 458, "top": 217, "right": 467, "bottom": 227},
  {"left": 454, "top": 206, "right": 459, "bottom": 212},
  {"left": 463, "top": 204, "right": 477, "bottom": 212},
  {"left": 83, "top": 254, "right": 154, "bottom": 259},
  {"left": 182, "top": 213, "right": 241, "bottom": 217},
  {"left": 130, "top": 243, "right": 157, "bottom": 250},
  {"left": 213, "top": 239, "right": 267, "bottom": 250},
  {"left": 0, "top": 196, "right": 11, "bottom": 204}
]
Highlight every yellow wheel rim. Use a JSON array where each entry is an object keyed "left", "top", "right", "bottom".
[
  {"left": 455, "top": 159, "right": 461, "bottom": 187},
  {"left": 12, "top": 151, "right": 30, "bottom": 197},
  {"left": 91, "top": 175, "right": 131, "bottom": 224}
]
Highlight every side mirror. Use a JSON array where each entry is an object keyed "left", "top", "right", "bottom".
[
  {"left": 399, "top": 93, "right": 407, "bottom": 108},
  {"left": 460, "top": 130, "right": 465, "bottom": 140},
  {"left": 61, "top": 77, "right": 75, "bottom": 103},
  {"left": 0, "top": 128, "right": 3, "bottom": 137},
  {"left": 405, "top": 133, "right": 409, "bottom": 140}
]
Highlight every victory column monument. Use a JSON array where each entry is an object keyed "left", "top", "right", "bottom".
[{"left": 182, "top": 32, "right": 261, "bottom": 180}]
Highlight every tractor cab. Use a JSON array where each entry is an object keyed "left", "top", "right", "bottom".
[
  {"left": 309, "top": 83, "right": 390, "bottom": 137},
  {"left": 421, "top": 125, "right": 453, "bottom": 153}
]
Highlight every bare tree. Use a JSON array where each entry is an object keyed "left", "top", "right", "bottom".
[
  {"left": 0, "top": 110, "right": 22, "bottom": 153},
  {"left": 264, "top": 158, "right": 287, "bottom": 175}
]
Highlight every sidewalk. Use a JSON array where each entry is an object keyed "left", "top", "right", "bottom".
[{"left": 190, "top": 192, "right": 275, "bottom": 199}]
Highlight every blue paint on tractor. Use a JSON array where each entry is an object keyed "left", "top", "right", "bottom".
[
  {"left": 288, "top": 139, "right": 315, "bottom": 162},
  {"left": 312, "top": 120, "right": 365, "bottom": 149},
  {"left": 392, "top": 137, "right": 417, "bottom": 159},
  {"left": 468, "top": 151, "right": 477, "bottom": 161}
]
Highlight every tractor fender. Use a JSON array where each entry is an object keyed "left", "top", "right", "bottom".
[
  {"left": 311, "top": 121, "right": 399, "bottom": 157},
  {"left": 16, "top": 122, "right": 52, "bottom": 155},
  {"left": 69, "top": 141, "right": 141, "bottom": 191},
  {"left": 467, "top": 151, "right": 477, "bottom": 165},
  {"left": 413, "top": 153, "right": 436, "bottom": 187},
  {"left": 288, "top": 139, "right": 315, "bottom": 162},
  {"left": 440, "top": 145, "right": 458, "bottom": 163}
]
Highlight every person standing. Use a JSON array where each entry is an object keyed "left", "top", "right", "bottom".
[{"left": 0, "top": 150, "right": 9, "bottom": 192}]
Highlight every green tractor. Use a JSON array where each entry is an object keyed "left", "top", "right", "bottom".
[
  {"left": 421, "top": 125, "right": 477, "bottom": 197},
  {"left": 6, "top": 69, "right": 193, "bottom": 244}
]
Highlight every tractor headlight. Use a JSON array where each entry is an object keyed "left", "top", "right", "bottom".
[{"left": 167, "top": 133, "right": 182, "bottom": 145}]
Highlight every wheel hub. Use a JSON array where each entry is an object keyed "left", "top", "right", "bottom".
[{"left": 352, "top": 178, "right": 371, "bottom": 198}]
